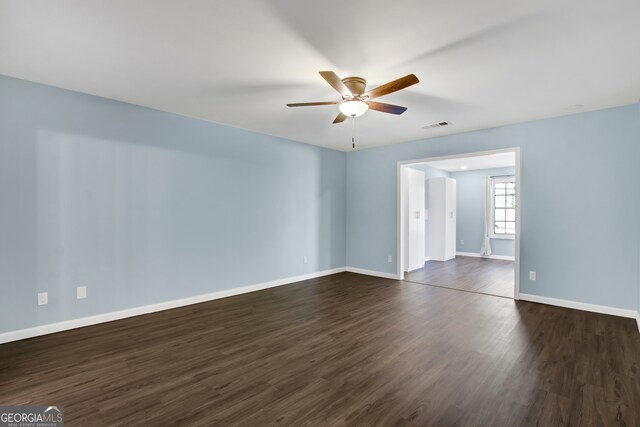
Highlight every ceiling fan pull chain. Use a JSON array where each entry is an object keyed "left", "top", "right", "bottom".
[{"left": 352, "top": 116, "right": 356, "bottom": 149}]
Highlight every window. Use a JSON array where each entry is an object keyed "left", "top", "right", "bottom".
[{"left": 490, "top": 176, "right": 516, "bottom": 238}]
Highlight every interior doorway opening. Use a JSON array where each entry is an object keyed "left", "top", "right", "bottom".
[{"left": 398, "top": 148, "right": 521, "bottom": 299}]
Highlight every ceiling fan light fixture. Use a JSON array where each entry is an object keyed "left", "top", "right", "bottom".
[{"left": 339, "top": 100, "right": 369, "bottom": 117}]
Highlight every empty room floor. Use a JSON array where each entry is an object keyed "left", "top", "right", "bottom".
[
  {"left": 405, "top": 256, "right": 515, "bottom": 298},
  {"left": 1, "top": 273, "right": 639, "bottom": 426}
]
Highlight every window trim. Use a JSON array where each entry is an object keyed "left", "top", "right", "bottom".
[{"left": 489, "top": 176, "right": 516, "bottom": 240}]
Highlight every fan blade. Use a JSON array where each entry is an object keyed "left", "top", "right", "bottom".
[
  {"left": 367, "top": 101, "right": 408, "bottom": 115},
  {"left": 363, "top": 74, "right": 419, "bottom": 100},
  {"left": 287, "top": 101, "right": 338, "bottom": 107},
  {"left": 333, "top": 112, "right": 348, "bottom": 124},
  {"left": 319, "top": 71, "right": 353, "bottom": 98}
]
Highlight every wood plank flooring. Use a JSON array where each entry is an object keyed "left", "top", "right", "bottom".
[
  {"left": 1, "top": 272, "right": 639, "bottom": 426},
  {"left": 405, "top": 256, "right": 514, "bottom": 298}
]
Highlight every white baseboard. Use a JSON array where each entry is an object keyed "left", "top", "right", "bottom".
[
  {"left": 519, "top": 293, "right": 638, "bottom": 319},
  {"left": 424, "top": 257, "right": 431, "bottom": 262},
  {"left": 0, "top": 267, "right": 347, "bottom": 345},
  {"left": 637, "top": 314, "right": 640, "bottom": 334},
  {"left": 345, "top": 266, "right": 399, "bottom": 280},
  {"left": 456, "top": 251, "right": 515, "bottom": 261}
]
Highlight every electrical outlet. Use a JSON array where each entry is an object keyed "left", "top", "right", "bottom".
[
  {"left": 77, "top": 286, "right": 87, "bottom": 299},
  {"left": 387, "top": 255, "right": 393, "bottom": 263},
  {"left": 37, "top": 292, "right": 48, "bottom": 306},
  {"left": 303, "top": 256, "right": 308, "bottom": 264},
  {"left": 460, "top": 240, "right": 464, "bottom": 245},
  {"left": 529, "top": 271, "right": 536, "bottom": 281}
]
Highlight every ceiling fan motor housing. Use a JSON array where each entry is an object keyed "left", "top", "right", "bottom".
[{"left": 342, "top": 77, "right": 367, "bottom": 98}]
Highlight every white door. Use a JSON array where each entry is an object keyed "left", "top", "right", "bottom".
[
  {"left": 429, "top": 177, "right": 456, "bottom": 261},
  {"left": 404, "top": 168, "right": 425, "bottom": 272}
]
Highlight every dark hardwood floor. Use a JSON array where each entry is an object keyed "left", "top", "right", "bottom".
[
  {"left": 1, "top": 272, "right": 639, "bottom": 426},
  {"left": 405, "top": 256, "right": 515, "bottom": 298}
]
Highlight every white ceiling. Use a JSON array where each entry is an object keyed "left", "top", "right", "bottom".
[
  {"left": 1, "top": 0, "right": 639, "bottom": 152},
  {"left": 421, "top": 152, "right": 516, "bottom": 172}
]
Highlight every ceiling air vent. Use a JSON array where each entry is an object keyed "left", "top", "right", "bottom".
[{"left": 423, "top": 121, "right": 451, "bottom": 129}]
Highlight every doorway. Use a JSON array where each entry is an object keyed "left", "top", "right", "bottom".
[{"left": 398, "top": 148, "right": 521, "bottom": 299}]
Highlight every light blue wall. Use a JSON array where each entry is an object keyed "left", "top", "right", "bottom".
[
  {"left": 450, "top": 167, "right": 515, "bottom": 257},
  {"left": 347, "top": 103, "right": 640, "bottom": 311},
  {"left": 2, "top": 74, "right": 638, "bottom": 337},
  {"left": 407, "top": 164, "right": 450, "bottom": 258},
  {"left": 0, "top": 75, "right": 347, "bottom": 334}
]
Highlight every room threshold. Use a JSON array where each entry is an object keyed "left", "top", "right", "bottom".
[{"left": 399, "top": 278, "right": 514, "bottom": 300}]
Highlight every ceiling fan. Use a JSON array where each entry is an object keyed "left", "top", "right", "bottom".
[{"left": 287, "top": 71, "right": 419, "bottom": 124}]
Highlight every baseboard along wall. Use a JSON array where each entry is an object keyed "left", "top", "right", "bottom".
[
  {"left": 520, "top": 293, "right": 640, "bottom": 334},
  {"left": 2, "top": 267, "right": 637, "bottom": 344},
  {"left": 345, "top": 267, "right": 400, "bottom": 280},
  {"left": 456, "top": 251, "right": 515, "bottom": 261},
  {"left": 0, "top": 267, "right": 347, "bottom": 344},
  {"left": 519, "top": 293, "right": 638, "bottom": 319}
]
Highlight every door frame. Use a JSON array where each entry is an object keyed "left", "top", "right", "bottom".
[{"left": 397, "top": 147, "right": 522, "bottom": 299}]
